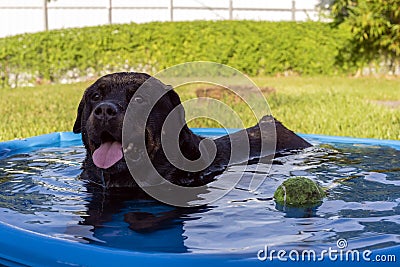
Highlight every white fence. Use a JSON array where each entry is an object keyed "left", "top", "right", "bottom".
[{"left": 0, "top": 0, "right": 322, "bottom": 38}]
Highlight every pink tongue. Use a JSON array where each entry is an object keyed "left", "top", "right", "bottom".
[{"left": 92, "top": 141, "right": 123, "bottom": 169}]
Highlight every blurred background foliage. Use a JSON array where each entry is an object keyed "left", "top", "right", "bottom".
[{"left": 326, "top": 0, "right": 400, "bottom": 74}]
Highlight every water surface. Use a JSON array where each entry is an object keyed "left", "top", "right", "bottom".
[{"left": 0, "top": 136, "right": 399, "bottom": 255}]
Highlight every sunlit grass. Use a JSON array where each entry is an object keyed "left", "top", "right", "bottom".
[
  {"left": 0, "top": 76, "right": 399, "bottom": 142},
  {"left": 254, "top": 76, "right": 400, "bottom": 140},
  {"left": 0, "top": 82, "right": 90, "bottom": 141}
]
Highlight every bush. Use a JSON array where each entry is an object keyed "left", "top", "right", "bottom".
[
  {"left": 328, "top": 0, "right": 400, "bottom": 74},
  {"left": 0, "top": 21, "right": 353, "bottom": 87}
]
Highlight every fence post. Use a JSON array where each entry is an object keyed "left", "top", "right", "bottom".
[
  {"left": 229, "top": 0, "right": 233, "bottom": 20},
  {"left": 108, "top": 0, "right": 112, "bottom": 24},
  {"left": 43, "top": 0, "right": 48, "bottom": 31},
  {"left": 291, "top": 0, "right": 296, "bottom": 21},
  {"left": 168, "top": 0, "right": 173, "bottom": 21}
]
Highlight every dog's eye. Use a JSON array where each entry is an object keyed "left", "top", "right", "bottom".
[
  {"left": 134, "top": 96, "right": 144, "bottom": 103},
  {"left": 91, "top": 93, "right": 101, "bottom": 102}
]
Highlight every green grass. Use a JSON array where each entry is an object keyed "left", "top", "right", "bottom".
[
  {"left": 0, "top": 81, "right": 90, "bottom": 141},
  {"left": 254, "top": 76, "right": 400, "bottom": 140},
  {"left": 0, "top": 77, "right": 399, "bottom": 142}
]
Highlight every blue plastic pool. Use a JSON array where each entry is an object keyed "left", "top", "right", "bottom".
[{"left": 0, "top": 130, "right": 399, "bottom": 266}]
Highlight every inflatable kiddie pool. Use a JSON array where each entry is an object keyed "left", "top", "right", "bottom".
[{"left": 0, "top": 130, "right": 399, "bottom": 266}]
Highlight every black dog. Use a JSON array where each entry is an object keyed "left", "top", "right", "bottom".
[{"left": 73, "top": 72, "right": 311, "bottom": 190}]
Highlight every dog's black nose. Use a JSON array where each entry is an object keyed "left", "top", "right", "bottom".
[{"left": 93, "top": 102, "right": 118, "bottom": 122}]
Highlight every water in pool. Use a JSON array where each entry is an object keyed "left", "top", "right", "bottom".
[{"left": 0, "top": 136, "right": 399, "bottom": 256}]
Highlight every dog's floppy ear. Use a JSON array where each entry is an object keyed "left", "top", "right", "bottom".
[
  {"left": 165, "top": 86, "right": 203, "bottom": 161},
  {"left": 73, "top": 97, "right": 85, "bottom": 134},
  {"left": 165, "top": 85, "right": 180, "bottom": 106},
  {"left": 166, "top": 86, "right": 186, "bottom": 123}
]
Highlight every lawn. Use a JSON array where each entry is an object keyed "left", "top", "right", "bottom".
[{"left": 0, "top": 76, "right": 399, "bottom": 142}]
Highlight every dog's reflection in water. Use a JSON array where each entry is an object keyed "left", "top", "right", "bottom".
[
  {"left": 80, "top": 182, "right": 207, "bottom": 236},
  {"left": 77, "top": 182, "right": 210, "bottom": 253}
]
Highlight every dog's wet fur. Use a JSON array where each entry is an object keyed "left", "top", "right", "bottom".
[{"left": 73, "top": 72, "right": 311, "bottom": 190}]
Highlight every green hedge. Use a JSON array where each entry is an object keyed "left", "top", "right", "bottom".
[{"left": 0, "top": 21, "right": 353, "bottom": 87}]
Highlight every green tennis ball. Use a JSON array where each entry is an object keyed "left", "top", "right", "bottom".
[{"left": 274, "top": 177, "right": 326, "bottom": 207}]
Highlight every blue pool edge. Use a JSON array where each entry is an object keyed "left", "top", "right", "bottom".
[
  {"left": 0, "top": 220, "right": 398, "bottom": 267},
  {"left": 1, "top": 130, "right": 400, "bottom": 160}
]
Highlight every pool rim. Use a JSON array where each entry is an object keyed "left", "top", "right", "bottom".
[
  {"left": 0, "top": 130, "right": 399, "bottom": 160},
  {"left": 0, "top": 220, "right": 399, "bottom": 267}
]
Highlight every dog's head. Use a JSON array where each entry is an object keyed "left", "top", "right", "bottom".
[{"left": 73, "top": 72, "right": 198, "bottom": 178}]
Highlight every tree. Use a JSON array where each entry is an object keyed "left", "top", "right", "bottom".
[{"left": 327, "top": 0, "right": 400, "bottom": 74}]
